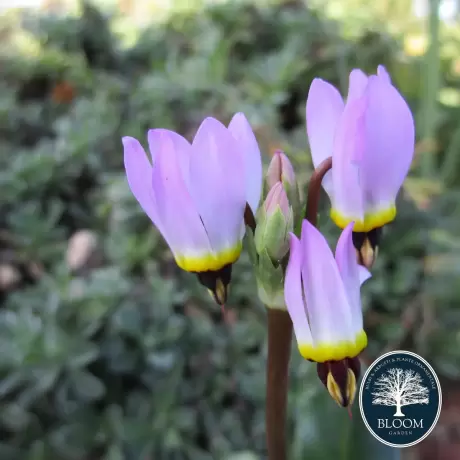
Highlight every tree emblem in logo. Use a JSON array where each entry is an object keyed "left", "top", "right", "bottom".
[{"left": 371, "top": 368, "right": 429, "bottom": 417}]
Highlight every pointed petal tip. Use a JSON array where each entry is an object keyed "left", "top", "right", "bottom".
[
  {"left": 228, "top": 111, "right": 258, "bottom": 139},
  {"left": 193, "top": 116, "right": 231, "bottom": 146},
  {"left": 335, "top": 221, "right": 357, "bottom": 261},
  {"left": 197, "top": 116, "right": 225, "bottom": 131},
  {"left": 345, "top": 221, "right": 355, "bottom": 231},
  {"left": 267, "top": 151, "right": 296, "bottom": 189},
  {"left": 307, "top": 78, "right": 339, "bottom": 103},
  {"left": 300, "top": 218, "right": 316, "bottom": 238},
  {"left": 122, "top": 136, "right": 150, "bottom": 167},
  {"left": 228, "top": 112, "right": 249, "bottom": 131},
  {"left": 264, "top": 181, "right": 289, "bottom": 217},
  {"left": 122, "top": 136, "right": 139, "bottom": 147},
  {"left": 288, "top": 231, "right": 300, "bottom": 248},
  {"left": 147, "top": 128, "right": 182, "bottom": 141},
  {"left": 228, "top": 111, "right": 259, "bottom": 141},
  {"left": 288, "top": 231, "right": 297, "bottom": 241},
  {"left": 147, "top": 127, "right": 164, "bottom": 137},
  {"left": 348, "top": 68, "right": 367, "bottom": 78},
  {"left": 347, "top": 69, "right": 369, "bottom": 101},
  {"left": 377, "top": 64, "right": 391, "bottom": 83},
  {"left": 310, "top": 77, "right": 328, "bottom": 87},
  {"left": 230, "top": 112, "right": 248, "bottom": 123},
  {"left": 307, "top": 78, "right": 338, "bottom": 100},
  {"left": 147, "top": 129, "right": 192, "bottom": 159},
  {"left": 300, "top": 219, "right": 334, "bottom": 258},
  {"left": 147, "top": 128, "right": 169, "bottom": 149},
  {"left": 340, "top": 221, "right": 355, "bottom": 239},
  {"left": 359, "top": 265, "right": 372, "bottom": 285},
  {"left": 203, "top": 116, "right": 219, "bottom": 123}
]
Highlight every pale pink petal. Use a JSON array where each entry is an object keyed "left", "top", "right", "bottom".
[
  {"left": 264, "top": 182, "right": 289, "bottom": 217},
  {"left": 377, "top": 65, "right": 391, "bottom": 84},
  {"left": 361, "top": 75, "right": 415, "bottom": 208},
  {"left": 306, "top": 78, "right": 344, "bottom": 196},
  {"left": 150, "top": 130, "right": 212, "bottom": 258},
  {"left": 300, "top": 220, "right": 355, "bottom": 344},
  {"left": 189, "top": 117, "right": 246, "bottom": 253},
  {"left": 284, "top": 233, "right": 313, "bottom": 347},
  {"left": 347, "top": 69, "right": 368, "bottom": 102},
  {"left": 359, "top": 266, "right": 372, "bottom": 285},
  {"left": 266, "top": 150, "right": 296, "bottom": 189},
  {"left": 123, "top": 136, "right": 159, "bottom": 226},
  {"left": 228, "top": 113, "right": 262, "bottom": 213},
  {"left": 331, "top": 96, "right": 367, "bottom": 223},
  {"left": 148, "top": 129, "right": 191, "bottom": 188},
  {"left": 335, "top": 222, "right": 370, "bottom": 328}
]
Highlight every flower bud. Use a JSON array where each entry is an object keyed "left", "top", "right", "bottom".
[
  {"left": 267, "top": 151, "right": 300, "bottom": 223},
  {"left": 264, "top": 181, "right": 290, "bottom": 218},
  {"left": 267, "top": 150, "right": 296, "bottom": 190},
  {"left": 255, "top": 182, "right": 293, "bottom": 262}
]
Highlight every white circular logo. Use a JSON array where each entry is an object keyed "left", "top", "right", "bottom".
[{"left": 359, "top": 350, "right": 442, "bottom": 448}]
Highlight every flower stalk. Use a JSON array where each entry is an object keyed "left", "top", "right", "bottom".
[
  {"left": 264, "top": 156, "right": 333, "bottom": 460},
  {"left": 305, "top": 156, "right": 333, "bottom": 225},
  {"left": 266, "top": 309, "right": 292, "bottom": 460}
]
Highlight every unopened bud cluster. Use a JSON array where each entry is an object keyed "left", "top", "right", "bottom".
[{"left": 249, "top": 151, "right": 299, "bottom": 310}]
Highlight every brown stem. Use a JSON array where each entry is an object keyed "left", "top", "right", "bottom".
[
  {"left": 266, "top": 309, "right": 292, "bottom": 460},
  {"left": 305, "top": 156, "right": 333, "bottom": 225},
  {"left": 265, "top": 156, "right": 333, "bottom": 460}
]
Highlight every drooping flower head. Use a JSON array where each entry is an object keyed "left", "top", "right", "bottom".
[
  {"left": 306, "top": 66, "right": 415, "bottom": 267},
  {"left": 284, "top": 220, "right": 371, "bottom": 407},
  {"left": 123, "top": 113, "right": 262, "bottom": 304}
]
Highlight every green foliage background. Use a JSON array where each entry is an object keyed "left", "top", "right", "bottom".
[{"left": 0, "top": 1, "right": 459, "bottom": 459}]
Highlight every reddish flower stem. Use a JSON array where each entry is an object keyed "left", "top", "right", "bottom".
[
  {"left": 265, "top": 156, "right": 333, "bottom": 460},
  {"left": 266, "top": 309, "right": 292, "bottom": 460},
  {"left": 305, "top": 156, "right": 333, "bottom": 226}
]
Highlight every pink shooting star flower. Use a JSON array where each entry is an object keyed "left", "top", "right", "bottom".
[
  {"left": 123, "top": 113, "right": 262, "bottom": 305},
  {"left": 306, "top": 65, "right": 415, "bottom": 268},
  {"left": 284, "top": 220, "right": 371, "bottom": 408}
]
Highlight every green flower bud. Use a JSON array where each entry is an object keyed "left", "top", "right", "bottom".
[
  {"left": 255, "top": 182, "right": 293, "bottom": 262},
  {"left": 245, "top": 154, "right": 299, "bottom": 311}
]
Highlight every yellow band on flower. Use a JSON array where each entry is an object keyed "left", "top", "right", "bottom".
[
  {"left": 175, "top": 242, "right": 242, "bottom": 272},
  {"left": 330, "top": 205, "right": 396, "bottom": 232},
  {"left": 298, "top": 330, "right": 367, "bottom": 362}
]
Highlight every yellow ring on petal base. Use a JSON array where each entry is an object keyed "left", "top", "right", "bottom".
[
  {"left": 330, "top": 205, "right": 396, "bottom": 232},
  {"left": 175, "top": 242, "right": 242, "bottom": 272},
  {"left": 298, "top": 330, "right": 367, "bottom": 362}
]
